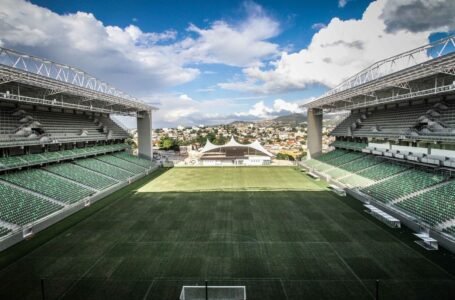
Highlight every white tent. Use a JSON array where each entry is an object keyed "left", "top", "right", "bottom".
[{"left": 200, "top": 136, "right": 274, "bottom": 157}]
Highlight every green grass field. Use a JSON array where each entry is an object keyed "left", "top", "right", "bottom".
[{"left": 0, "top": 167, "right": 454, "bottom": 299}]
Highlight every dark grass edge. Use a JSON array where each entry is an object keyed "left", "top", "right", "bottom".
[{"left": 0, "top": 168, "right": 168, "bottom": 270}]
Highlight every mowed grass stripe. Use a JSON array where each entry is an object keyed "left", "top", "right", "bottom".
[
  {"left": 138, "top": 167, "right": 323, "bottom": 192},
  {"left": 0, "top": 167, "right": 454, "bottom": 300}
]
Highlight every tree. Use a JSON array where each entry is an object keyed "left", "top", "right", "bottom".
[
  {"left": 276, "top": 153, "right": 295, "bottom": 161},
  {"left": 125, "top": 137, "right": 137, "bottom": 149},
  {"left": 159, "top": 137, "right": 179, "bottom": 151}
]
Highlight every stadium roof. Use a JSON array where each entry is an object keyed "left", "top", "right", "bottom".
[
  {"left": 201, "top": 136, "right": 274, "bottom": 157},
  {"left": 303, "top": 35, "right": 455, "bottom": 112},
  {"left": 0, "top": 47, "right": 156, "bottom": 116}
]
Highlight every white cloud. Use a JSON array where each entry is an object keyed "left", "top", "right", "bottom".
[
  {"left": 219, "top": 0, "right": 433, "bottom": 94},
  {"left": 381, "top": 0, "right": 455, "bottom": 33},
  {"left": 0, "top": 0, "right": 198, "bottom": 95},
  {"left": 115, "top": 95, "right": 303, "bottom": 128},
  {"left": 144, "top": 94, "right": 244, "bottom": 128},
  {"left": 236, "top": 101, "right": 274, "bottom": 118},
  {"left": 0, "top": 0, "right": 280, "bottom": 95},
  {"left": 178, "top": 2, "right": 280, "bottom": 67},
  {"left": 273, "top": 99, "right": 301, "bottom": 113},
  {"left": 235, "top": 99, "right": 302, "bottom": 119}
]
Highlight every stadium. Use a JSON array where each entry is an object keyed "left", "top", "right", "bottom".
[{"left": 1, "top": 16, "right": 455, "bottom": 300}]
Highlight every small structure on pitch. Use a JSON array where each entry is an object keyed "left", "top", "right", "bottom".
[
  {"left": 180, "top": 284, "right": 246, "bottom": 300},
  {"left": 199, "top": 136, "right": 274, "bottom": 166}
]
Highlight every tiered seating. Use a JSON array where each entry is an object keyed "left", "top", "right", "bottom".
[
  {"left": 0, "top": 226, "right": 11, "bottom": 238},
  {"left": 46, "top": 163, "right": 118, "bottom": 190},
  {"left": 306, "top": 150, "right": 365, "bottom": 173},
  {"left": 96, "top": 155, "right": 146, "bottom": 173},
  {"left": 331, "top": 140, "right": 367, "bottom": 151},
  {"left": 339, "top": 173, "right": 375, "bottom": 188},
  {"left": 0, "top": 156, "right": 26, "bottom": 168},
  {"left": 1, "top": 169, "right": 93, "bottom": 204},
  {"left": 21, "top": 153, "right": 46, "bottom": 164},
  {"left": 0, "top": 144, "right": 127, "bottom": 170},
  {"left": 330, "top": 113, "right": 360, "bottom": 136},
  {"left": 322, "top": 152, "right": 365, "bottom": 167},
  {"left": 0, "top": 182, "right": 63, "bottom": 225},
  {"left": 42, "top": 151, "right": 63, "bottom": 160},
  {"left": 360, "top": 169, "right": 445, "bottom": 203},
  {"left": 113, "top": 152, "right": 154, "bottom": 168},
  {"left": 315, "top": 149, "right": 348, "bottom": 162},
  {"left": 443, "top": 226, "right": 455, "bottom": 238},
  {"left": 354, "top": 105, "right": 429, "bottom": 137},
  {"left": 355, "top": 162, "right": 409, "bottom": 181},
  {"left": 75, "top": 158, "right": 133, "bottom": 180},
  {"left": 0, "top": 107, "right": 129, "bottom": 146},
  {"left": 341, "top": 156, "right": 381, "bottom": 173},
  {"left": 394, "top": 181, "right": 455, "bottom": 226},
  {"left": 326, "top": 156, "right": 381, "bottom": 180},
  {"left": 30, "top": 111, "right": 107, "bottom": 142},
  {"left": 304, "top": 149, "right": 348, "bottom": 171},
  {"left": 326, "top": 167, "right": 351, "bottom": 179},
  {"left": 100, "top": 117, "right": 129, "bottom": 139}
]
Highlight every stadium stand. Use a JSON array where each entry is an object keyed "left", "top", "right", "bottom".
[
  {"left": 0, "top": 144, "right": 127, "bottom": 170},
  {"left": 95, "top": 155, "right": 146, "bottom": 173},
  {"left": 0, "top": 47, "right": 157, "bottom": 251},
  {"left": 0, "top": 181, "right": 63, "bottom": 225},
  {"left": 303, "top": 35, "right": 455, "bottom": 252},
  {"left": 113, "top": 151, "right": 155, "bottom": 168},
  {"left": 394, "top": 181, "right": 455, "bottom": 226},
  {"left": 330, "top": 112, "right": 361, "bottom": 136},
  {"left": 46, "top": 163, "right": 118, "bottom": 190},
  {"left": 330, "top": 101, "right": 455, "bottom": 140},
  {"left": 1, "top": 169, "right": 94, "bottom": 204},
  {"left": 0, "top": 108, "right": 128, "bottom": 147},
  {"left": 0, "top": 226, "right": 11, "bottom": 238},
  {"left": 355, "top": 162, "right": 409, "bottom": 182},
  {"left": 74, "top": 158, "right": 134, "bottom": 180},
  {"left": 360, "top": 170, "right": 445, "bottom": 204},
  {"left": 330, "top": 140, "right": 367, "bottom": 151},
  {"left": 443, "top": 226, "right": 455, "bottom": 238}
]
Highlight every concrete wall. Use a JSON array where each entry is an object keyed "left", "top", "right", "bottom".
[
  {"left": 307, "top": 108, "right": 323, "bottom": 159},
  {"left": 137, "top": 110, "right": 153, "bottom": 160}
]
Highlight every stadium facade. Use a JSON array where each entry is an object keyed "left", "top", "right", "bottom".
[
  {"left": 302, "top": 35, "right": 455, "bottom": 253},
  {"left": 0, "top": 47, "right": 157, "bottom": 251},
  {"left": 198, "top": 136, "right": 274, "bottom": 166}
]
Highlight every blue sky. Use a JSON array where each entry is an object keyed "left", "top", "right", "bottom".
[{"left": 1, "top": 0, "right": 454, "bottom": 128}]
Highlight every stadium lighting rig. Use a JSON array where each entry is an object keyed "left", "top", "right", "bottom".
[
  {"left": 0, "top": 46, "right": 157, "bottom": 116},
  {"left": 303, "top": 35, "right": 455, "bottom": 112}
]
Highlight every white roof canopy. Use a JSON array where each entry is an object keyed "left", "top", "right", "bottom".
[{"left": 201, "top": 136, "right": 274, "bottom": 157}]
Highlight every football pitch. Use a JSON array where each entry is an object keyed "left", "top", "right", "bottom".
[{"left": 0, "top": 167, "right": 454, "bottom": 299}]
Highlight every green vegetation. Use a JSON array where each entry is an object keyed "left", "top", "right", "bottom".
[
  {"left": 0, "top": 167, "right": 454, "bottom": 299},
  {"left": 158, "top": 136, "right": 180, "bottom": 150},
  {"left": 276, "top": 152, "right": 295, "bottom": 161}
]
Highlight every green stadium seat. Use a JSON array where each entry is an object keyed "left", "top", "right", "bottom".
[
  {"left": 394, "top": 180, "right": 455, "bottom": 226},
  {"left": 46, "top": 163, "right": 118, "bottom": 190},
  {"left": 74, "top": 158, "right": 133, "bottom": 180},
  {"left": 360, "top": 169, "right": 445, "bottom": 204},
  {"left": 1, "top": 169, "right": 94, "bottom": 204},
  {"left": 0, "top": 182, "right": 63, "bottom": 225},
  {"left": 96, "top": 155, "right": 146, "bottom": 173}
]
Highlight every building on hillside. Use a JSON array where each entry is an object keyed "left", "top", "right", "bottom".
[{"left": 198, "top": 136, "right": 274, "bottom": 166}]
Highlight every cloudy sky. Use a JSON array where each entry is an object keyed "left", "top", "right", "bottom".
[{"left": 0, "top": 0, "right": 453, "bottom": 128}]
